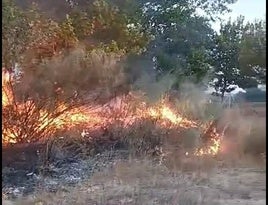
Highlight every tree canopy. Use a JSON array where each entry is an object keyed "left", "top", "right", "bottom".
[{"left": 2, "top": 0, "right": 266, "bottom": 100}]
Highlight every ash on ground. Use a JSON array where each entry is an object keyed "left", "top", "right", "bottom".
[{"left": 2, "top": 145, "right": 129, "bottom": 199}]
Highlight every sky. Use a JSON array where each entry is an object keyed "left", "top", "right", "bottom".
[{"left": 211, "top": 0, "right": 266, "bottom": 32}]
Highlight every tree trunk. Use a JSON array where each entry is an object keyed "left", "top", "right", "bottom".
[{"left": 221, "top": 79, "right": 227, "bottom": 103}]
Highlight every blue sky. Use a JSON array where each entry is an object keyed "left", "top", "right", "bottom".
[{"left": 211, "top": 0, "right": 266, "bottom": 31}]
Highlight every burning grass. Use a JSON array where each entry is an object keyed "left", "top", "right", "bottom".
[
  {"left": 2, "top": 70, "right": 102, "bottom": 144},
  {"left": 2, "top": 97, "right": 102, "bottom": 144},
  {"left": 6, "top": 67, "right": 265, "bottom": 164},
  {"left": 2, "top": 70, "right": 266, "bottom": 203},
  {"left": 3, "top": 69, "right": 222, "bottom": 155}
]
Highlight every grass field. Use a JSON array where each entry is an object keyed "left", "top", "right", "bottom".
[{"left": 3, "top": 157, "right": 266, "bottom": 205}]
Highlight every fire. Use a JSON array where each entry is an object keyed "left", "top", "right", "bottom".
[
  {"left": 194, "top": 138, "right": 221, "bottom": 156},
  {"left": 2, "top": 70, "right": 103, "bottom": 144},
  {"left": 2, "top": 70, "right": 13, "bottom": 107},
  {"left": 147, "top": 105, "right": 198, "bottom": 128},
  {"left": 2, "top": 101, "right": 103, "bottom": 144},
  {"left": 46, "top": 105, "right": 103, "bottom": 129},
  {"left": 2, "top": 70, "right": 222, "bottom": 156},
  {"left": 149, "top": 106, "right": 182, "bottom": 124},
  {"left": 194, "top": 128, "right": 222, "bottom": 156}
]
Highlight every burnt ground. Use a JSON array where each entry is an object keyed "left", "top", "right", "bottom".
[
  {"left": 2, "top": 148, "right": 266, "bottom": 205},
  {"left": 2, "top": 140, "right": 266, "bottom": 204},
  {"left": 2, "top": 143, "right": 130, "bottom": 198}
]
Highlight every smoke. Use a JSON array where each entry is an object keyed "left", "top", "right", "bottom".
[
  {"left": 14, "top": 43, "right": 219, "bottom": 122},
  {"left": 217, "top": 107, "right": 266, "bottom": 158},
  {"left": 131, "top": 67, "right": 266, "bottom": 159},
  {"left": 16, "top": 47, "right": 127, "bottom": 104},
  {"left": 133, "top": 72, "right": 176, "bottom": 103}
]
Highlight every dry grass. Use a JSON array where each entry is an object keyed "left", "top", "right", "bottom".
[
  {"left": 2, "top": 159, "right": 217, "bottom": 205},
  {"left": 217, "top": 106, "right": 266, "bottom": 159},
  {"left": 3, "top": 97, "right": 266, "bottom": 205},
  {"left": 43, "top": 116, "right": 205, "bottom": 166},
  {"left": 3, "top": 156, "right": 265, "bottom": 205},
  {"left": 42, "top": 102, "right": 266, "bottom": 167}
]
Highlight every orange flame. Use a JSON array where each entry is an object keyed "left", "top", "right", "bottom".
[
  {"left": 147, "top": 105, "right": 198, "bottom": 128},
  {"left": 2, "top": 70, "right": 103, "bottom": 144},
  {"left": 2, "top": 70, "right": 13, "bottom": 107},
  {"left": 2, "top": 70, "right": 222, "bottom": 156},
  {"left": 194, "top": 138, "right": 221, "bottom": 156},
  {"left": 194, "top": 128, "right": 222, "bottom": 156}
]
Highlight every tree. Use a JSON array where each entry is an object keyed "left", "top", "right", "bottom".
[
  {"left": 187, "top": 47, "right": 213, "bottom": 83},
  {"left": 71, "top": 0, "right": 150, "bottom": 54},
  {"left": 2, "top": 1, "right": 80, "bottom": 72},
  {"left": 2, "top": 0, "right": 30, "bottom": 70},
  {"left": 3, "top": 0, "right": 153, "bottom": 106},
  {"left": 239, "top": 19, "right": 266, "bottom": 85},
  {"left": 210, "top": 17, "right": 266, "bottom": 100},
  {"left": 128, "top": 0, "right": 237, "bottom": 87},
  {"left": 16, "top": 4, "right": 81, "bottom": 77},
  {"left": 210, "top": 16, "right": 245, "bottom": 100},
  {"left": 5, "top": 0, "right": 241, "bottom": 94}
]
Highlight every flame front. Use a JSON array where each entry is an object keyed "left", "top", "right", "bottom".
[
  {"left": 2, "top": 70, "right": 102, "bottom": 144},
  {"left": 2, "top": 70, "right": 222, "bottom": 156},
  {"left": 194, "top": 128, "right": 222, "bottom": 156},
  {"left": 147, "top": 105, "right": 198, "bottom": 128},
  {"left": 194, "top": 138, "right": 221, "bottom": 156}
]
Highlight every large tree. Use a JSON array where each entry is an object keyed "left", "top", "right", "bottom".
[
  {"left": 3, "top": 0, "right": 152, "bottom": 103},
  {"left": 210, "top": 16, "right": 266, "bottom": 100},
  {"left": 239, "top": 19, "right": 266, "bottom": 86},
  {"left": 4, "top": 0, "right": 242, "bottom": 93},
  {"left": 2, "top": 0, "right": 30, "bottom": 70},
  {"left": 210, "top": 16, "right": 245, "bottom": 100},
  {"left": 69, "top": 0, "right": 150, "bottom": 54},
  {"left": 127, "top": 0, "right": 237, "bottom": 86}
]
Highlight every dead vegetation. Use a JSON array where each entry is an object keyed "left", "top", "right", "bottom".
[
  {"left": 2, "top": 48, "right": 129, "bottom": 145},
  {"left": 2, "top": 99, "right": 266, "bottom": 204},
  {"left": 2, "top": 55, "right": 266, "bottom": 204},
  {"left": 3, "top": 157, "right": 266, "bottom": 205}
]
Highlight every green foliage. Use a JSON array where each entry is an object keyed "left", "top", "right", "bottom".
[
  {"left": 210, "top": 16, "right": 266, "bottom": 98},
  {"left": 134, "top": 0, "right": 235, "bottom": 87},
  {"left": 239, "top": 19, "right": 266, "bottom": 84},
  {"left": 153, "top": 16, "right": 215, "bottom": 86},
  {"left": 3, "top": 0, "right": 150, "bottom": 72},
  {"left": 2, "top": 0, "right": 29, "bottom": 69},
  {"left": 58, "top": 15, "right": 79, "bottom": 49},
  {"left": 20, "top": 6, "right": 76, "bottom": 69},
  {"left": 88, "top": 0, "right": 150, "bottom": 54},
  {"left": 210, "top": 16, "right": 245, "bottom": 97},
  {"left": 69, "top": 10, "right": 94, "bottom": 40},
  {"left": 187, "top": 48, "right": 212, "bottom": 83},
  {"left": 3, "top": 0, "right": 265, "bottom": 98},
  {"left": 68, "top": 0, "right": 150, "bottom": 54}
]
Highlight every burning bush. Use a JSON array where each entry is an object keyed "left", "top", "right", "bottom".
[
  {"left": 115, "top": 118, "right": 164, "bottom": 156},
  {"left": 41, "top": 98, "right": 224, "bottom": 167},
  {"left": 3, "top": 62, "right": 224, "bottom": 163},
  {"left": 3, "top": 70, "right": 98, "bottom": 145},
  {"left": 2, "top": 47, "right": 129, "bottom": 144}
]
